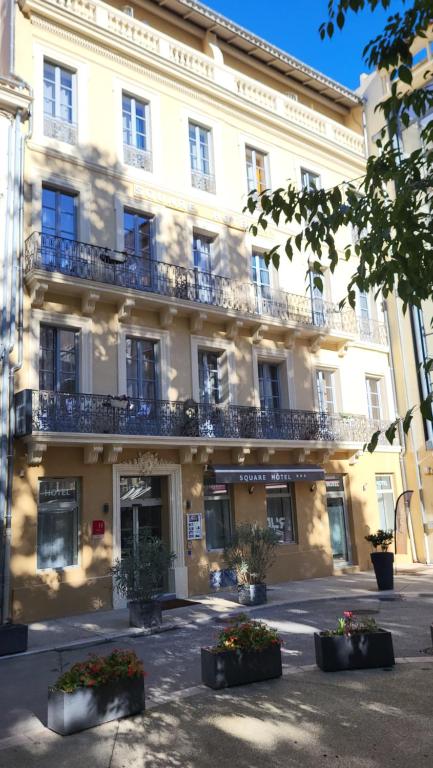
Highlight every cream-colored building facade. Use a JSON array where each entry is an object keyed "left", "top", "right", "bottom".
[
  {"left": 360, "top": 35, "right": 433, "bottom": 566},
  {"left": 1, "top": 0, "right": 412, "bottom": 621}
]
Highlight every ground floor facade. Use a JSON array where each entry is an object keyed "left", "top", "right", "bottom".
[{"left": 9, "top": 442, "right": 409, "bottom": 622}]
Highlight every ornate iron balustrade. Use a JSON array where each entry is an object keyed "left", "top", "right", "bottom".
[
  {"left": 43, "top": 115, "right": 77, "bottom": 145},
  {"left": 25, "top": 232, "right": 369, "bottom": 335},
  {"left": 15, "top": 390, "right": 391, "bottom": 445},
  {"left": 356, "top": 316, "right": 388, "bottom": 346}
]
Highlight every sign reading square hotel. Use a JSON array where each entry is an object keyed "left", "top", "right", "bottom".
[{"left": 205, "top": 465, "right": 325, "bottom": 485}]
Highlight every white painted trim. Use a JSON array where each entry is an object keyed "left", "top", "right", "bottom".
[
  {"left": 117, "top": 323, "right": 171, "bottom": 399},
  {"left": 30, "top": 309, "right": 93, "bottom": 392},
  {"left": 32, "top": 42, "right": 89, "bottom": 150},
  {"left": 190, "top": 334, "right": 236, "bottom": 404},
  {"left": 112, "top": 462, "right": 187, "bottom": 603},
  {"left": 252, "top": 345, "right": 294, "bottom": 409}
]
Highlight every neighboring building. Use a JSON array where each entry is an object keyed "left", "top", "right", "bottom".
[
  {"left": 360, "top": 35, "right": 433, "bottom": 566},
  {"left": 1, "top": 0, "right": 409, "bottom": 622}
]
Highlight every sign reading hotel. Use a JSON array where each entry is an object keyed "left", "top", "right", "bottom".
[{"left": 205, "top": 465, "right": 325, "bottom": 485}]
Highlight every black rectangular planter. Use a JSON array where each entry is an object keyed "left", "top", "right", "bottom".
[
  {"left": 0, "top": 624, "right": 28, "bottom": 656},
  {"left": 201, "top": 644, "right": 282, "bottom": 690},
  {"left": 314, "top": 630, "right": 395, "bottom": 672},
  {"left": 48, "top": 676, "right": 145, "bottom": 735}
]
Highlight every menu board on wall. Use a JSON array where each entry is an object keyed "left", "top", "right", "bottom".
[{"left": 187, "top": 513, "right": 202, "bottom": 541}]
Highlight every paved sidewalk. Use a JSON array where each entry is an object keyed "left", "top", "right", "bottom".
[{"left": 14, "top": 566, "right": 433, "bottom": 656}]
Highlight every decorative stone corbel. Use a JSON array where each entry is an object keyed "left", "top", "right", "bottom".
[
  {"left": 82, "top": 291, "right": 100, "bottom": 316},
  {"left": 190, "top": 312, "right": 208, "bottom": 334},
  {"left": 160, "top": 307, "right": 178, "bottom": 329},
  {"left": 179, "top": 446, "right": 198, "bottom": 464},
  {"left": 196, "top": 446, "right": 214, "bottom": 464},
  {"left": 283, "top": 330, "right": 301, "bottom": 350},
  {"left": 103, "top": 445, "right": 123, "bottom": 464},
  {"left": 26, "top": 441, "right": 47, "bottom": 467},
  {"left": 295, "top": 448, "right": 311, "bottom": 463},
  {"left": 337, "top": 342, "right": 349, "bottom": 358},
  {"left": 226, "top": 320, "right": 244, "bottom": 340},
  {"left": 29, "top": 279, "right": 48, "bottom": 308},
  {"left": 319, "top": 449, "right": 333, "bottom": 463},
  {"left": 84, "top": 445, "right": 104, "bottom": 464},
  {"left": 252, "top": 324, "right": 268, "bottom": 344},
  {"left": 309, "top": 334, "right": 325, "bottom": 353},
  {"left": 118, "top": 298, "right": 135, "bottom": 323},
  {"left": 348, "top": 450, "right": 362, "bottom": 466},
  {"left": 257, "top": 448, "right": 275, "bottom": 464},
  {"left": 232, "top": 447, "right": 250, "bottom": 465}
]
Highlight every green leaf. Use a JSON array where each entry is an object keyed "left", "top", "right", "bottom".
[
  {"left": 365, "top": 430, "right": 381, "bottom": 454},
  {"left": 402, "top": 408, "right": 415, "bottom": 434}
]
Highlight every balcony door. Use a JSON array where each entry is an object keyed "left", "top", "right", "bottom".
[
  {"left": 309, "top": 269, "right": 326, "bottom": 326},
  {"left": 41, "top": 186, "right": 77, "bottom": 269},
  {"left": 126, "top": 337, "right": 159, "bottom": 428},
  {"left": 251, "top": 251, "right": 272, "bottom": 315},
  {"left": 38, "top": 325, "right": 79, "bottom": 431},
  {"left": 358, "top": 291, "right": 372, "bottom": 340},
  {"left": 193, "top": 234, "right": 214, "bottom": 304},
  {"left": 123, "top": 209, "right": 153, "bottom": 289}
]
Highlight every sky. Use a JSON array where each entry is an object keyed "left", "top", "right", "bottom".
[{"left": 200, "top": 0, "right": 407, "bottom": 91}]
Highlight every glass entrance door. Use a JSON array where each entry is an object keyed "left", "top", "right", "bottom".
[{"left": 327, "top": 497, "right": 349, "bottom": 561}]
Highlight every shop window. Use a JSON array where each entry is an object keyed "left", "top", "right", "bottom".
[
  {"left": 266, "top": 483, "right": 296, "bottom": 543},
  {"left": 204, "top": 484, "right": 232, "bottom": 550},
  {"left": 375, "top": 475, "right": 395, "bottom": 530},
  {"left": 37, "top": 478, "right": 79, "bottom": 569}
]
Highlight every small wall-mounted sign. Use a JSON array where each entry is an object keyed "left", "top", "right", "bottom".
[
  {"left": 187, "top": 513, "right": 202, "bottom": 541},
  {"left": 92, "top": 519, "right": 105, "bottom": 538}
]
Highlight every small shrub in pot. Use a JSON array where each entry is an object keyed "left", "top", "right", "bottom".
[
  {"left": 365, "top": 529, "right": 394, "bottom": 591},
  {"left": 111, "top": 536, "right": 176, "bottom": 628},
  {"left": 224, "top": 523, "right": 279, "bottom": 605}
]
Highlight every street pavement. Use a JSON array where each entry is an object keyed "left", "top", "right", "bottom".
[{"left": 1, "top": 571, "right": 433, "bottom": 766}]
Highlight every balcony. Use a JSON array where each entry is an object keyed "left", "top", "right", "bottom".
[
  {"left": 15, "top": 390, "right": 389, "bottom": 448},
  {"left": 24, "top": 233, "right": 388, "bottom": 347}
]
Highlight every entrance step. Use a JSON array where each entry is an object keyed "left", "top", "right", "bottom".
[{"left": 333, "top": 564, "right": 361, "bottom": 576}]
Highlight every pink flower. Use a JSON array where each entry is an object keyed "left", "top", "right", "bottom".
[{"left": 343, "top": 611, "right": 353, "bottom": 618}]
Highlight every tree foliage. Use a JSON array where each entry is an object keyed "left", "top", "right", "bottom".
[{"left": 246, "top": 0, "right": 433, "bottom": 450}]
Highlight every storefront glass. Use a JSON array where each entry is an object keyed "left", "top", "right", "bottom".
[{"left": 37, "top": 478, "right": 79, "bottom": 569}]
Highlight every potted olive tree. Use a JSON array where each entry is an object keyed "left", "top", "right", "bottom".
[
  {"left": 111, "top": 536, "right": 176, "bottom": 629},
  {"left": 365, "top": 529, "right": 394, "bottom": 591},
  {"left": 224, "top": 523, "right": 279, "bottom": 606}
]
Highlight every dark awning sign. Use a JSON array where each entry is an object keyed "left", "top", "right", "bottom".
[{"left": 205, "top": 465, "right": 325, "bottom": 485}]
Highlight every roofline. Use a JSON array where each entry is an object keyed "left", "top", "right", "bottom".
[{"left": 150, "top": 0, "right": 361, "bottom": 108}]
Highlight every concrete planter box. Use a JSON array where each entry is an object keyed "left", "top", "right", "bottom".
[
  {"left": 370, "top": 552, "right": 394, "bottom": 591},
  {"left": 237, "top": 583, "right": 267, "bottom": 606},
  {"left": 201, "top": 644, "right": 282, "bottom": 689},
  {"left": 314, "top": 630, "right": 395, "bottom": 672},
  {"left": 128, "top": 599, "right": 162, "bottom": 629},
  {"left": 47, "top": 676, "right": 145, "bottom": 735},
  {"left": 0, "top": 623, "right": 28, "bottom": 656}
]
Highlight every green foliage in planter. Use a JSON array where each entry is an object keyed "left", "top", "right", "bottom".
[
  {"left": 51, "top": 649, "right": 144, "bottom": 693},
  {"left": 365, "top": 529, "right": 394, "bottom": 551},
  {"left": 212, "top": 614, "right": 282, "bottom": 652},
  {"left": 224, "top": 523, "right": 279, "bottom": 585},
  {"left": 111, "top": 535, "right": 176, "bottom": 603}
]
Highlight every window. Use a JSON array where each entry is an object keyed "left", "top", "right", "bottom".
[
  {"left": 193, "top": 233, "right": 212, "bottom": 273},
  {"left": 246, "top": 147, "right": 268, "bottom": 194},
  {"left": 189, "top": 121, "right": 215, "bottom": 193},
  {"left": 375, "top": 475, "right": 395, "bottom": 530},
  {"left": 39, "top": 325, "right": 79, "bottom": 393},
  {"left": 366, "top": 376, "right": 383, "bottom": 421},
  {"left": 42, "top": 186, "right": 77, "bottom": 241},
  {"left": 43, "top": 60, "right": 77, "bottom": 144},
  {"left": 37, "top": 478, "right": 79, "bottom": 569},
  {"left": 258, "top": 362, "right": 280, "bottom": 410},
  {"left": 126, "top": 338, "right": 158, "bottom": 400},
  {"left": 301, "top": 168, "right": 320, "bottom": 191},
  {"left": 198, "top": 349, "right": 222, "bottom": 405},
  {"left": 123, "top": 209, "right": 153, "bottom": 287},
  {"left": 251, "top": 251, "right": 272, "bottom": 313},
  {"left": 204, "top": 484, "right": 232, "bottom": 550},
  {"left": 122, "top": 93, "right": 152, "bottom": 171},
  {"left": 316, "top": 369, "right": 336, "bottom": 413},
  {"left": 266, "top": 484, "right": 296, "bottom": 543},
  {"left": 358, "top": 291, "right": 373, "bottom": 340},
  {"left": 309, "top": 269, "right": 326, "bottom": 325}
]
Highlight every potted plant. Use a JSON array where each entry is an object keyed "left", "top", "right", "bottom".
[
  {"left": 111, "top": 536, "right": 176, "bottom": 628},
  {"left": 365, "top": 529, "right": 394, "bottom": 590},
  {"left": 0, "top": 620, "right": 28, "bottom": 657},
  {"left": 48, "top": 649, "right": 145, "bottom": 735},
  {"left": 315, "top": 610, "right": 394, "bottom": 672},
  {"left": 201, "top": 614, "right": 282, "bottom": 689},
  {"left": 224, "top": 522, "right": 279, "bottom": 605}
]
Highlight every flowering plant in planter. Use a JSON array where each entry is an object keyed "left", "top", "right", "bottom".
[
  {"left": 213, "top": 614, "right": 282, "bottom": 652},
  {"left": 51, "top": 649, "right": 145, "bottom": 693},
  {"left": 321, "top": 610, "right": 378, "bottom": 637}
]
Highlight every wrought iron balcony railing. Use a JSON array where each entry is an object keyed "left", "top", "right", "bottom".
[
  {"left": 25, "top": 233, "right": 382, "bottom": 338},
  {"left": 15, "top": 390, "right": 389, "bottom": 445}
]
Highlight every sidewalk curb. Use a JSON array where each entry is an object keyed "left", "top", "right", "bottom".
[{"left": 0, "top": 587, "right": 425, "bottom": 661}]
